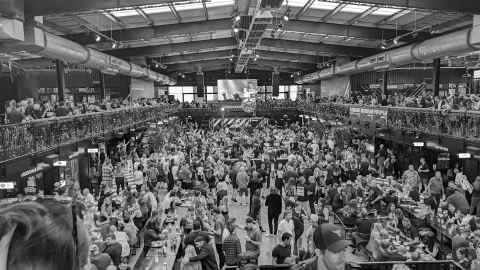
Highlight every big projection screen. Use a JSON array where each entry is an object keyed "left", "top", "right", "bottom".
[{"left": 217, "top": 79, "right": 258, "bottom": 100}]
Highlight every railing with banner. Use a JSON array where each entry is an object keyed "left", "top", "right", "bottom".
[
  {"left": 292, "top": 258, "right": 465, "bottom": 270},
  {"left": 301, "top": 102, "right": 480, "bottom": 141},
  {"left": 0, "top": 104, "right": 178, "bottom": 163}
]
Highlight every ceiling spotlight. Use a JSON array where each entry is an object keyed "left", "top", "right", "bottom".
[
  {"left": 290, "top": 74, "right": 294, "bottom": 78},
  {"left": 111, "top": 42, "right": 118, "bottom": 49},
  {"left": 95, "top": 35, "right": 101, "bottom": 42},
  {"left": 393, "top": 38, "right": 399, "bottom": 45},
  {"left": 235, "top": 15, "right": 241, "bottom": 22},
  {"left": 283, "top": 14, "right": 289, "bottom": 21},
  {"left": 233, "top": 27, "right": 239, "bottom": 33},
  {"left": 380, "top": 44, "right": 387, "bottom": 50},
  {"left": 155, "top": 63, "right": 159, "bottom": 68}
]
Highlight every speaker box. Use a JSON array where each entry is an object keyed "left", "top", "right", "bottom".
[
  {"left": 272, "top": 72, "right": 279, "bottom": 97},
  {"left": 196, "top": 73, "right": 205, "bottom": 97}
]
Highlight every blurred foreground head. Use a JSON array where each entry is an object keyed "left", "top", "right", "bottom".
[{"left": 0, "top": 198, "right": 89, "bottom": 270}]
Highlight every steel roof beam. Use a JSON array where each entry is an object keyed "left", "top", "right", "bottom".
[
  {"left": 65, "top": 18, "right": 408, "bottom": 45},
  {"left": 160, "top": 49, "right": 320, "bottom": 64},
  {"left": 106, "top": 38, "right": 379, "bottom": 58},
  {"left": 135, "top": 7, "right": 155, "bottom": 26}
]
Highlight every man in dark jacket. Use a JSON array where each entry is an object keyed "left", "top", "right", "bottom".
[
  {"left": 265, "top": 187, "right": 283, "bottom": 236},
  {"left": 186, "top": 235, "right": 219, "bottom": 270}
]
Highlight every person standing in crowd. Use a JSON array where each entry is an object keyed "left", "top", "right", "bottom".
[
  {"left": 471, "top": 176, "right": 480, "bottom": 215},
  {"left": 272, "top": 232, "right": 293, "bottom": 264},
  {"left": 402, "top": 164, "right": 421, "bottom": 192},
  {"left": 418, "top": 157, "right": 431, "bottom": 192},
  {"left": 213, "top": 208, "right": 226, "bottom": 269},
  {"left": 102, "top": 158, "right": 115, "bottom": 191},
  {"left": 278, "top": 211, "right": 295, "bottom": 252},
  {"left": 428, "top": 170, "right": 445, "bottom": 207},
  {"left": 236, "top": 166, "right": 249, "bottom": 206},
  {"left": 446, "top": 182, "right": 470, "bottom": 215},
  {"left": 133, "top": 165, "right": 144, "bottom": 191},
  {"left": 222, "top": 219, "right": 242, "bottom": 267},
  {"left": 245, "top": 217, "right": 262, "bottom": 259},
  {"left": 265, "top": 187, "right": 283, "bottom": 236}
]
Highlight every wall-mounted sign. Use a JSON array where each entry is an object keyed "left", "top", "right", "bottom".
[
  {"left": 0, "top": 182, "right": 15, "bottom": 189},
  {"left": 87, "top": 148, "right": 99, "bottom": 153},
  {"left": 413, "top": 142, "right": 425, "bottom": 147},
  {"left": 458, "top": 153, "right": 471, "bottom": 159},
  {"left": 53, "top": 161, "right": 67, "bottom": 167}
]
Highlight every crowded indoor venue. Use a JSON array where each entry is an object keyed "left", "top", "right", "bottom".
[{"left": 1, "top": 1, "right": 480, "bottom": 270}]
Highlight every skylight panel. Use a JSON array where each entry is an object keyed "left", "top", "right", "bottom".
[
  {"left": 142, "top": 6, "right": 171, "bottom": 14},
  {"left": 283, "top": 0, "right": 310, "bottom": 7},
  {"left": 206, "top": 0, "right": 234, "bottom": 7},
  {"left": 372, "top": 7, "right": 400, "bottom": 16},
  {"left": 310, "top": 1, "right": 340, "bottom": 10},
  {"left": 109, "top": 9, "right": 139, "bottom": 17},
  {"left": 341, "top": 4, "right": 370, "bottom": 13},
  {"left": 174, "top": 2, "right": 204, "bottom": 11}
]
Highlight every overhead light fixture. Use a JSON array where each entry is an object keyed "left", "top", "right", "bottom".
[
  {"left": 155, "top": 63, "right": 159, "bottom": 68},
  {"left": 235, "top": 15, "right": 241, "bottom": 22},
  {"left": 393, "top": 38, "right": 399, "bottom": 45},
  {"left": 111, "top": 42, "right": 118, "bottom": 49},
  {"left": 283, "top": 14, "right": 289, "bottom": 21},
  {"left": 233, "top": 27, "right": 239, "bottom": 33},
  {"left": 95, "top": 35, "right": 101, "bottom": 42}
]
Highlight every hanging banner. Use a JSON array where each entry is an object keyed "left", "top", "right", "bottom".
[{"left": 349, "top": 107, "right": 388, "bottom": 125}]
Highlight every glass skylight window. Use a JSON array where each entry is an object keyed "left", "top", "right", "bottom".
[
  {"left": 109, "top": 9, "right": 139, "bottom": 17},
  {"left": 310, "top": 1, "right": 340, "bottom": 10},
  {"left": 341, "top": 4, "right": 370, "bottom": 13},
  {"left": 206, "top": 0, "right": 234, "bottom": 8},
  {"left": 282, "top": 0, "right": 310, "bottom": 7},
  {"left": 174, "top": 2, "right": 204, "bottom": 11},
  {"left": 372, "top": 7, "right": 400, "bottom": 16},
  {"left": 142, "top": 6, "right": 171, "bottom": 14}
]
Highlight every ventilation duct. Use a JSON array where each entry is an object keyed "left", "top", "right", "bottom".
[
  {"left": 29, "top": 25, "right": 176, "bottom": 85},
  {"left": 296, "top": 27, "right": 480, "bottom": 84},
  {"left": 0, "top": 19, "right": 175, "bottom": 85}
]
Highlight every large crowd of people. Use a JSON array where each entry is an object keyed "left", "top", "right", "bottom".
[
  {"left": 2, "top": 114, "right": 480, "bottom": 270},
  {"left": 316, "top": 91, "right": 480, "bottom": 111},
  {"left": 3, "top": 96, "right": 177, "bottom": 124}
]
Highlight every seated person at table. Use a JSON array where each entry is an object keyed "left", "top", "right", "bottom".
[
  {"left": 366, "top": 184, "right": 383, "bottom": 212},
  {"left": 184, "top": 235, "right": 219, "bottom": 270},
  {"left": 272, "top": 232, "right": 293, "bottom": 264},
  {"left": 446, "top": 182, "right": 470, "bottom": 215},
  {"left": 184, "top": 220, "right": 210, "bottom": 247},
  {"left": 90, "top": 244, "right": 114, "bottom": 270},
  {"left": 399, "top": 218, "right": 419, "bottom": 242},
  {"left": 337, "top": 200, "right": 357, "bottom": 227},
  {"left": 419, "top": 229, "right": 440, "bottom": 259}
]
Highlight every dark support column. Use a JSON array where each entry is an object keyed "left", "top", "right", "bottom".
[
  {"left": 99, "top": 72, "right": 106, "bottom": 100},
  {"left": 381, "top": 71, "right": 388, "bottom": 95},
  {"left": 432, "top": 58, "right": 440, "bottom": 97},
  {"left": 55, "top": 60, "right": 65, "bottom": 102}
]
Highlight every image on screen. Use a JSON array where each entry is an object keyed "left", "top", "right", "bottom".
[{"left": 217, "top": 79, "right": 258, "bottom": 101}]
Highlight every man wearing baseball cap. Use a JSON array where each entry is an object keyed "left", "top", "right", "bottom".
[{"left": 313, "top": 224, "right": 348, "bottom": 270}]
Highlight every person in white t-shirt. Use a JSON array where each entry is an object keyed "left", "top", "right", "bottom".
[{"left": 133, "top": 165, "right": 144, "bottom": 190}]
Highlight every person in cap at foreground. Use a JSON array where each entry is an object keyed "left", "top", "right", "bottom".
[
  {"left": 312, "top": 223, "right": 348, "bottom": 270},
  {"left": 184, "top": 234, "right": 219, "bottom": 270}
]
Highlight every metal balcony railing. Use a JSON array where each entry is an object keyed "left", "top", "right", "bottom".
[
  {"left": 0, "top": 104, "right": 178, "bottom": 163},
  {"left": 300, "top": 102, "right": 480, "bottom": 141}
]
